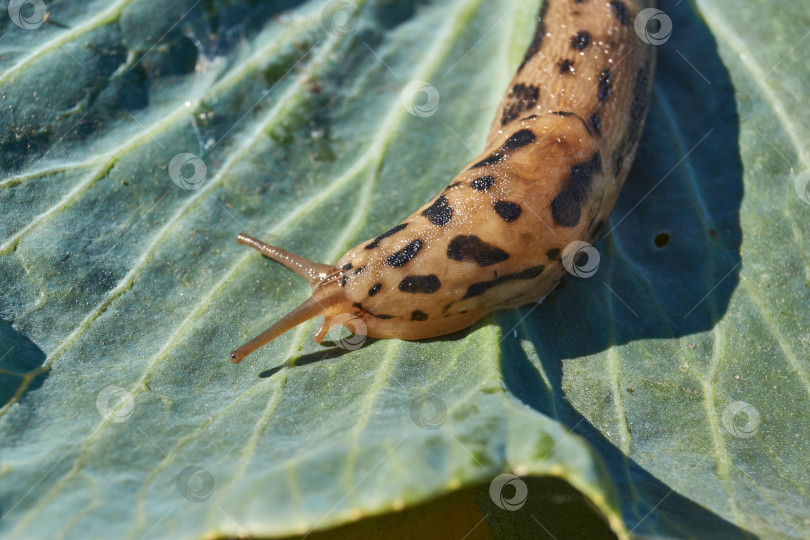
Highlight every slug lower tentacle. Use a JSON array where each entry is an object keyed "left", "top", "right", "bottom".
[{"left": 230, "top": 0, "right": 656, "bottom": 363}]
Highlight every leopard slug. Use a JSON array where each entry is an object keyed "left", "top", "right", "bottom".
[{"left": 230, "top": 0, "right": 656, "bottom": 363}]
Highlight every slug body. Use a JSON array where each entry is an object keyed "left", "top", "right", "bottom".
[{"left": 231, "top": 0, "right": 656, "bottom": 363}]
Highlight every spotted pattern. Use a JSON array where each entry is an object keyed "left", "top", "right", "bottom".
[
  {"left": 589, "top": 112, "right": 602, "bottom": 135},
  {"left": 519, "top": 0, "right": 550, "bottom": 69},
  {"left": 551, "top": 151, "right": 602, "bottom": 227},
  {"left": 502, "top": 129, "right": 536, "bottom": 150},
  {"left": 399, "top": 275, "right": 441, "bottom": 294},
  {"left": 387, "top": 239, "right": 424, "bottom": 267},
  {"left": 501, "top": 83, "right": 540, "bottom": 125},
  {"left": 471, "top": 176, "right": 495, "bottom": 191},
  {"left": 447, "top": 235, "right": 510, "bottom": 266},
  {"left": 229, "top": 0, "right": 656, "bottom": 360},
  {"left": 570, "top": 30, "right": 591, "bottom": 50},
  {"left": 626, "top": 67, "right": 651, "bottom": 152},
  {"left": 353, "top": 302, "right": 393, "bottom": 320},
  {"left": 469, "top": 153, "right": 505, "bottom": 170},
  {"left": 610, "top": 1, "right": 630, "bottom": 26},
  {"left": 494, "top": 201, "right": 522, "bottom": 222},
  {"left": 365, "top": 223, "right": 407, "bottom": 250},
  {"left": 463, "top": 265, "right": 545, "bottom": 299},
  {"left": 410, "top": 310, "right": 428, "bottom": 321},
  {"left": 422, "top": 195, "right": 453, "bottom": 226},
  {"left": 598, "top": 68, "right": 612, "bottom": 102}
]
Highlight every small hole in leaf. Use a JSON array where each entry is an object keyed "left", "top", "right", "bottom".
[{"left": 654, "top": 233, "right": 669, "bottom": 248}]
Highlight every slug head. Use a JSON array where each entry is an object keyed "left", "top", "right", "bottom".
[{"left": 230, "top": 233, "right": 386, "bottom": 363}]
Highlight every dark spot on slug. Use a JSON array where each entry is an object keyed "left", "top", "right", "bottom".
[
  {"left": 519, "top": 1, "right": 550, "bottom": 69},
  {"left": 654, "top": 232, "right": 670, "bottom": 247},
  {"left": 365, "top": 223, "right": 408, "bottom": 249},
  {"left": 469, "top": 153, "right": 505, "bottom": 170},
  {"left": 589, "top": 112, "right": 602, "bottom": 135},
  {"left": 387, "top": 239, "right": 424, "bottom": 267},
  {"left": 341, "top": 276, "right": 347, "bottom": 287},
  {"left": 612, "top": 136, "right": 629, "bottom": 177},
  {"left": 549, "top": 110, "right": 594, "bottom": 136},
  {"left": 501, "top": 83, "right": 540, "bottom": 125},
  {"left": 471, "top": 176, "right": 495, "bottom": 191},
  {"left": 560, "top": 59, "right": 574, "bottom": 74},
  {"left": 354, "top": 301, "right": 393, "bottom": 319},
  {"left": 399, "top": 275, "right": 441, "bottom": 294},
  {"left": 410, "top": 310, "right": 428, "bottom": 321},
  {"left": 444, "top": 182, "right": 461, "bottom": 191},
  {"left": 494, "top": 201, "right": 522, "bottom": 222},
  {"left": 342, "top": 263, "right": 353, "bottom": 271},
  {"left": 546, "top": 248, "right": 561, "bottom": 260},
  {"left": 353, "top": 266, "right": 365, "bottom": 275},
  {"left": 422, "top": 195, "right": 453, "bottom": 226},
  {"left": 626, "top": 67, "right": 651, "bottom": 152},
  {"left": 551, "top": 151, "right": 602, "bottom": 227},
  {"left": 570, "top": 30, "right": 591, "bottom": 50},
  {"left": 463, "top": 265, "right": 545, "bottom": 299},
  {"left": 368, "top": 283, "right": 382, "bottom": 296},
  {"left": 598, "top": 68, "right": 612, "bottom": 102},
  {"left": 502, "top": 129, "right": 535, "bottom": 151},
  {"left": 610, "top": 1, "right": 630, "bottom": 26},
  {"left": 447, "top": 235, "right": 510, "bottom": 266}
]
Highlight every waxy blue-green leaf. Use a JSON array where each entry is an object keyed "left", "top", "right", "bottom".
[{"left": 0, "top": 0, "right": 807, "bottom": 538}]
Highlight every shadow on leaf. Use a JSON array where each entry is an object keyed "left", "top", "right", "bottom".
[
  {"left": 0, "top": 320, "right": 47, "bottom": 410},
  {"left": 497, "top": 1, "right": 748, "bottom": 537}
]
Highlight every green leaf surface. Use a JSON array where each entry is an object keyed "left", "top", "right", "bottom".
[{"left": 0, "top": 0, "right": 807, "bottom": 538}]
